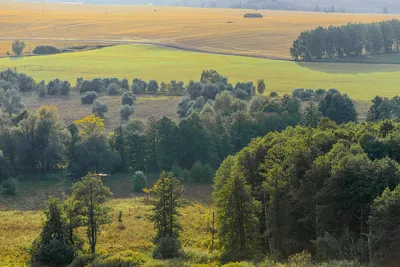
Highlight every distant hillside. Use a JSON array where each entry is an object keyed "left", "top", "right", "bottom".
[{"left": 14, "top": 0, "right": 400, "bottom": 14}]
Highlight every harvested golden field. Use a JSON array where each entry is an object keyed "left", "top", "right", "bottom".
[{"left": 1, "top": 1, "right": 400, "bottom": 58}]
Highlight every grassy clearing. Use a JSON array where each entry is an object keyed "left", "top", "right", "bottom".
[
  {"left": 1, "top": 2, "right": 400, "bottom": 58},
  {"left": 3, "top": 44, "right": 400, "bottom": 101},
  {"left": 22, "top": 91, "right": 181, "bottom": 128},
  {"left": 0, "top": 175, "right": 213, "bottom": 267}
]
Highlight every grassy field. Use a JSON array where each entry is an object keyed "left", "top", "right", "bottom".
[
  {"left": 22, "top": 91, "right": 181, "bottom": 128},
  {"left": 0, "top": 175, "right": 213, "bottom": 267},
  {"left": 2, "top": 44, "right": 400, "bottom": 101},
  {"left": 1, "top": 1, "right": 400, "bottom": 59}
]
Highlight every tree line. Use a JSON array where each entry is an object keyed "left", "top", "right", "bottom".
[{"left": 290, "top": 19, "right": 400, "bottom": 60}]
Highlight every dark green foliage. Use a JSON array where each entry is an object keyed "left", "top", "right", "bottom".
[
  {"left": 71, "top": 173, "right": 112, "bottom": 254},
  {"left": 131, "top": 78, "right": 147, "bottom": 94},
  {"left": 290, "top": 19, "right": 400, "bottom": 60},
  {"left": 121, "top": 91, "right": 136, "bottom": 106},
  {"left": 1, "top": 88, "right": 24, "bottom": 116},
  {"left": 368, "top": 185, "right": 400, "bottom": 265},
  {"left": 79, "top": 78, "right": 103, "bottom": 94},
  {"left": 302, "top": 102, "right": 321, "bottom": 127},
  {"left": 16, "top": 106, "right": 70, "bottom": 174},
  {"left": 12, "top": 39, "right": 25, "bottom": 56},
  {"left": 200, "top": 69, "right": 228, "bottom": 85},
  {"left": 30, "top": 197, "right": 83, "bottom": 266},
  {"left": 1, "top": 177, "right": 19, "bottom": 195},
  {"left": 318, "top": 89, "right": 357, "bottom": 124},
  {"left": 0, "top": 68, "right": 36, "bottom": 92},
  {"left": 152, "top": 236, "right": 183, "bottom": 260},
  {"left": 32, "top": 45, "right": 61, "bottom": 55},
  {"left": 60, "top": 81, "right": 71, "bottom": 95},
  {"left": 47, "top": 79, "right": 61, "bottom": 95},
  {"left": 81, "top": 91, "right": 98, "bottom": 104},
  {"left": 68, "top": 254, "right": 97, "bottom": 267},
  {"left": 132, "top": 171, "right": 147, "bottom": 192},
  {"left": 213, "top": 158, "right": 260, "bottom": 263},
  {"left": 120, "top": 105, "right": 135, "bottom": 121},
  {"left": 70, "top": 134, "right": 120, "bottom": 176},
  {"left": 92, "top": 100, "right": 109, "bottom": 117},
  {"left": 292, "top": 88, "right": 315, "bottom": 100},
  {"left": 151, "top": 172, "right": 183, "bottom": 259},
  {"left": 148, "top": 80, "right": 159, "bottom": 92},
  {"left": 257, "top": 79, "right": 266, "bottom": 95},
  {"left": 107, "top": 82, "right": 121, "bottom": 96},
  {"left": 189, "top": 161, "right": 215, "bottom": 183},
  {"left": 214, "top": 122, "right": 400, "bottom": 263}
]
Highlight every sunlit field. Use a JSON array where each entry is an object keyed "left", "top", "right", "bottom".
[
  {"left": 1, "top": 1, "right": 400, "bottom": 58},
  {"left": 1, "top": 44, "right": 400, "bottom": 101}
]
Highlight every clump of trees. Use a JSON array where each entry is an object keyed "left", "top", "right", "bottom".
[
  {"left": 30, "top": 173, "right": 112, "bottom": 266},
  {"left": 81, "top": 91, "right": 98, "bottom": 104},
  {"left": 290, "top": 19, "right": 400, "bottom": 60},
  {"left": 12, "top": 39, "right": 26, "bottom": 56},
  {"left": 91, "top": 100, "right": 108, "bottom": 117},
  {"left": 214, "top": 121, "right": 400, "bottom": 265},
  {"left": 32, "top": 45, "right": 61, "bottom": 55}
]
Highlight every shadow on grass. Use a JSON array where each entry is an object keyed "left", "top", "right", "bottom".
[{"left": 296, "top": 61, "right": 400, "bottom": 74}]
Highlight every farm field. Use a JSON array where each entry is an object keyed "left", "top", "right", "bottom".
[
  {"left": 1, "top": 1, "right": 400, "bottom": 58},
  {"left": 3, "top": 44, "right": 400, "bottom": 101},
  {"left": 0, "top": 175, "right": 213, "bottom": 267}
]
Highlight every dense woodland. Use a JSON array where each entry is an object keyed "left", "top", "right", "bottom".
[
  {"left": 290, "top": 19, "right": 400, "bottom": 60},
  {"left": 0, "top": 68, "right": 399, "bottom": 267}
]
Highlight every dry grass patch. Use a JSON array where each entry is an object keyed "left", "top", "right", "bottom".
[
  {"left": 0, "top": 175, "right": 213, "bottom": 267},
  {"left": 22, "top": 91, "right": 180, "bottom": 128}
]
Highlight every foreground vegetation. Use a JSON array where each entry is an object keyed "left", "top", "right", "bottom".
[
  {"left": 1, "top": 44, "right": 400, "bottom": 100},
  {"left": 0, "top": 69, "right": 399, "bottom": 266}
]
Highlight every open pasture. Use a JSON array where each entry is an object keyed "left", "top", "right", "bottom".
[
  {"left": 3, "top": 44, "right": 400, "bottom": 101},
  {"left": 1, "top": 1, "right": 400, "bottom": 58}
]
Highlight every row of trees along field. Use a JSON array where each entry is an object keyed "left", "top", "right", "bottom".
[{"left": 290, "top": 19, "right": 400, "bottom": 60}]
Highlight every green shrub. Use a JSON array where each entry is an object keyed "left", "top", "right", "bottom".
[
  {"left": 120, "top": 105, "right": 135, "bottom": 121},
  {"left": 142, "top": 259, "right": 185, "bottom": 267},
  {"left": 90, "top": 250, "right": 149, "bottom": 267},
  {"left": 81, "top": 91, "right": 98, "bottom": 104},
  {"left": 222, "top": 262, "right": 254, "bottom": 267},
  {"left": 33, "top": 45, "right": 61, "bottom": 55},
  {"left": 107, "top": 83, "right": 121, "bottom": 96},
  {"left": 122, "top": 91, "right": 136, "bottom": 106},
  {"left": 132, "top": 171, "right": 147, "bottom": 192},
  {"left": 316, "top": 261, "right": 362, "bottom": 267},
  {"left": 269, "top": 92, "right": 278, "bottom": 97},
  {"left": 148, "top": 80, "right": 159, "bottom": 92},
  {"left": 60, "top": 81, "right": 71, "bottom": 95},
  {"left": 183, "top": 247, "right": 219, "bottom": 264},
  {"left": 92, "top": 100, "right": 109, "bottom": 117},
  {"left": 31, "top": 237, "right": 78, "bottom": 266},
  {"left": 1, "top": 177, "right": 19, "bottom": 195},
  {"left": 152, "top": 236, "right": 183, "bottom": 260},
  {"left": 68, "top": 254, "right": 97, "bottom": 267}
]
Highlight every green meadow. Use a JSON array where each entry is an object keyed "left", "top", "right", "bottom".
[{"left": 1, "top": 44, "right": 400, "bottom": 100}]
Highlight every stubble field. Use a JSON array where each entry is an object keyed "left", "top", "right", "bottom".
[{"left": 1, "top": 1, "right": 400, "bottom": 58}]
